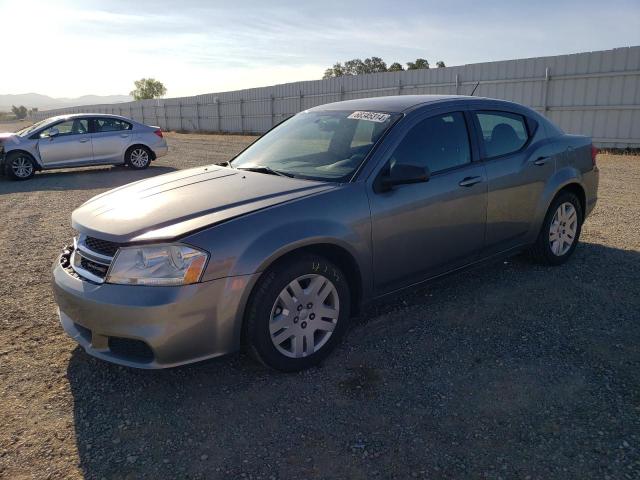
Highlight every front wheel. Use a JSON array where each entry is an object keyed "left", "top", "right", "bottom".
[
  {"left": 245, "top": 255, "right": 351, "bottom": 371},
  {"left": 6, "top": 152, "right": 35, "bottom": 180},
  {"left": 530, "top": 192, "right": 583, "bottom": 265},
  {"left": 126, "top": 146, "right": 151, "bottom": 169}
]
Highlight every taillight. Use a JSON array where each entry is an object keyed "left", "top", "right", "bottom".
[
  {"left": 154, "top": 129, "right": 163, "bottom": 138},
  {"left": 591, "top": 144, "right": 598, "bottom": 167}
]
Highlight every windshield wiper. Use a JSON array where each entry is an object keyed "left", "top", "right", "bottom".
[{"left": 236, "top": 165, "right": 295, "bottom": 178}]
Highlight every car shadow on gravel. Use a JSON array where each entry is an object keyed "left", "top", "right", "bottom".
[
  {"left": 0, "top": 165, "right": 176, "bottom": 194},
  {"left": 65, "top": 242, "right": 640, "bottom": 479}
]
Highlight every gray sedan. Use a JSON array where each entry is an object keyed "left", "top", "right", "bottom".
[
  {"left": 0, "top": 114, "right": 168, "bottom": 180},
  {"left": 52, "top": 95, "right": 598, "bottom": 371}
]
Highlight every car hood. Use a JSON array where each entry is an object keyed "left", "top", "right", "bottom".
[
  {"left": 72, "top": 165, "right": 335, "bottom": 243},
  {"left": 0, "top": 132, "right": 19, "bottom": 143}
]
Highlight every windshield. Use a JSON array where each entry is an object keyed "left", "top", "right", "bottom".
[
  {"left": 15, "top": 118, "right": 56, "bottom": 137},
  {"left": 231, "top": 110, "right": 401, "bottom": 181}
]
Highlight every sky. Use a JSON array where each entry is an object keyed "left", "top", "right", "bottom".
[{"left": 1, "top": 0, "right": 639, "bottom": 98}]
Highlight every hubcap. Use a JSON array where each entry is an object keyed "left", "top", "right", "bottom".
[
  {"left": 12, "top": 156, "right": 33, "bottom": 178},
  {"left": 549, "top": 202, "right": 578, "bottom": 256},
  {"left": 130, "top": 149, "right": 149, "bottom": 167},
  {"left": 269, "top": 274, "right": 339, "bottom": 358}
]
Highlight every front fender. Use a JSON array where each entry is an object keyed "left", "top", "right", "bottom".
[
  {"left": 184, "top": 184, "right": 373, "bottom": 296},
  {"left": 247, "top": 220, "right": 364, "bottom": 275},
  {"left": 5, "top": 145, "right": 43, "bottom": 169}
]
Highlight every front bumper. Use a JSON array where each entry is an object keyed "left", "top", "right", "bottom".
[{"left": 52, "top": 256, "right": 259, "bottom": 368}]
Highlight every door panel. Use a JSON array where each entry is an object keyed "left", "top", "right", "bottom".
[
  {"left": 472, "top": 111, "right": 555, "bottom": 253},
  {"left": 37, "top": 119, "right": 93, "bottom": 166},
  {"left": 90, "top": 118, "right": 133, "bottom": 163},
  {"left": 483, "top": 152, "right": 554, "bottom": 252},
  {"left": 369, "top": 164, "right": 487, "bottom": 293},
  {"left": 368, "top": 111, "right": 487, "bottom": 294}
]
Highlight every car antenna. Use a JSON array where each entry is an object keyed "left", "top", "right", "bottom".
[{"left": 470, "top": 81, "right": 480, "bottom": 96}]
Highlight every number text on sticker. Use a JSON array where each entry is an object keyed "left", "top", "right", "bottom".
[{"left": 347, "top": 111, "right": 391, "bottom": 123}]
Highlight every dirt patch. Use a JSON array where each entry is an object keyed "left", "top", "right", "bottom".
[{"left": 0, "top": 143, "right": 638, "bottom": 479}]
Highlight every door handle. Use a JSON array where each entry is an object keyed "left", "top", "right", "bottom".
[
  {"left": 458, "top": 176, "right": 483, "bottom": 187},
  {"left": 79, "top": 138, "right": 90, "bottom": 143},
  {"left": 120, "top": 134, "right": 130, "bottom": 138},
  {"left": 534, "top": 156, "right": 549, "bottom": 166}
]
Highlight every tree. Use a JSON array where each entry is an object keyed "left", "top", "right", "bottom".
[
  {"left": 323, "top": 57, "right": 388, "bottom": 78},
  {"left": 28, "top": 107, "right": 38, "bottom": 116},
  {"left": 11, "top": 105, "right": 27, "bottom": 119},
  {"left": 363, "top": 56, "right": 388, "bottom": 73},
  {"left": 322, "top": 56, "right": 441, "bottom": 78},
  {"left": 345, "top": 59, "right": 370, "bottom": 75},
  {"left": 130, "top": 78, "right": 167, "bottom": 100},
  {"left": 406, "top": 58, "right": 429, "bottom": 70}
]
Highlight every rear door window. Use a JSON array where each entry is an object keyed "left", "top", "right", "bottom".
[
  {"left": 474, "top": 111, "right": 528, "bottom": 158},
  {"left": 93, "top": 118, "right": 132, "bottom": 133}
]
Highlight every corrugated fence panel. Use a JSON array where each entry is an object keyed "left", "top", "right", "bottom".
[{"left": 30, "top": 46, "right": 640, "bottom": 146}]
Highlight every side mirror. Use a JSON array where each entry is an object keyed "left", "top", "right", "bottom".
[
  {"left": 47, "top": 128, "right": 60, "bottom": 138},
  {"left": 379, "top": 163, "right": 429, "bottom": 191}
]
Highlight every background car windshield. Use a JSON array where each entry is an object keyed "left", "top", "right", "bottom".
[
  {"left": 16, "top": 118, "right": 53, "bottom": 137},
  {"left": 231, "top": 110, "right": 400, "bottom": 181}
]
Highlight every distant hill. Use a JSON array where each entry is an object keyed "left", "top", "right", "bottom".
[{"left": 0, "top": 93, "right": 133, "bottom": 112}]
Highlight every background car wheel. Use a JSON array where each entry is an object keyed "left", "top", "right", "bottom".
[
  {"left": 245, "top": 255, "right": 351, "bottom": 372},
  {"left": 126, "top": 146, "right": 151, "bottom": 169},
  {"left": 530, "top": 191, "right": 583, "bottom": 265},
  {"left": 6, "top": 152, "right": 36, "bottom": 180}
]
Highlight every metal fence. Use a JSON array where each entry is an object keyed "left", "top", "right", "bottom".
[{"left": 31, "top": 46, "right": 640, "bottom": 148}]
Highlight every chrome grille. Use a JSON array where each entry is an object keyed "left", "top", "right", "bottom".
[
  {"left": 84, "top": 236, "right": 121, "bottom": 257},
  {"left": 70, "top": 234, "right": 118, "bottom": 284}
]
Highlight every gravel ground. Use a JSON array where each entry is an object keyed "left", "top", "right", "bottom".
[{"left": 0, "top": 129, "right": 639, "bottom": 479}]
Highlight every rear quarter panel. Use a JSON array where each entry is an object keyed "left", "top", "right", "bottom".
[
  {"left": 528, "top": 133, "right": 598, "bottom": 239},
  {"left": 134, "top": 126, "right": 167, "bottom": 156}
]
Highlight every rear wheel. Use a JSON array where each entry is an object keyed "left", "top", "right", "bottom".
[
  {"left": 530, "top": 192, "right": 583, "bottom": 265},
  {"left": 126, "top": 146, "right": 151, "bottom": 169},
  {"left": 245, "top": 255, "right": 350, "bottom": 371},
  {"left": 6, "top": 152, "right": 35, "bottom": 180}
]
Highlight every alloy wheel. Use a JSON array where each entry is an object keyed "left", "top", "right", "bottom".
[
  {"left": 269, "top": 274, "right": 340, "bottom": 358},
  {"left": 12, "top": 156, "right": 33, "bottom": 178},
  {"left": 130, "top": 148, "right": 149, "bottom": 168},
  {"left": 549, "top": 202, "right": 578, "bottom": 256}
]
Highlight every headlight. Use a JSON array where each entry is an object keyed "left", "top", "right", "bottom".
[{"left": 106, "top": 244, "right": 208, "bottom": 286}]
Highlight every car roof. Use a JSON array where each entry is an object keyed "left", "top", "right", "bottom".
[
  {"left": 48, "top": 113, "right": 137, "bottom": 122},
  {"left": 308, "top": 94, "right": 519, "bottom": 114}
]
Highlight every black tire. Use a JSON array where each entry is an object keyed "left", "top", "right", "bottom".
[
  {"left": 245, "top": 255, "right": 351, "bottom": 372},
  {"left": 530, "top": 191, "right": 583, "bottom": 265},
  {"left": 125, "top": 146, "right": 152, "bottom": 169},
  {"left": 5, "top": 151, "right": 36, "bottom": 180}
]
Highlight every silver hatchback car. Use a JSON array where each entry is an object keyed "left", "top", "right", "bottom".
[
  {"left": 0, "top": 113, "right": 168, "bottom": 180},
  {"left": 52, "top": 95, "right": 598, "bottom": 372}
]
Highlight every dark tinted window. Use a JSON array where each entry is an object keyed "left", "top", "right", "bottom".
[
  {"left": 390, "top": 112, "right": 471, "bottom": 174},
  {"left": 94, "top": 118, "right": 132, "bottom": 133},
  {"left": 475, "top": 111, "right": 528, "bottom": 158}
]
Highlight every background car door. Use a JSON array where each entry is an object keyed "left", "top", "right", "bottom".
[
  {"left": 368, "top": 111, "right": 487, "bottom": 294},
  {"left": 90, "top": 118, "right": 133, "bottom": 163},
  {"left": 471, "top": 110, "right": 555, "bottom": 255},
  {"left": 37, "top": 119, "right": 93, "bottom": 167}
]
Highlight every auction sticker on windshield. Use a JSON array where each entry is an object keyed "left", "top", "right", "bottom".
[{"left": 347, "top": 111, "right": 391, "bottom": 123}]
